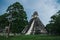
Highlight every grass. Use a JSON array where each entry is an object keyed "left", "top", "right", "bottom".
[
  {"left": 0, "top": 35, "right": 60, "bottom": 40},
  {"left": 0, "top": 36, "right": 6, "bottom": 40}
]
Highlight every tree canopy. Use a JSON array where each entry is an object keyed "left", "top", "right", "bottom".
[
  {"left": 46, "top": 10, "right": 60, "bottom": 35},
  {"left": 0, "top": 2, "right": 28, "bottom": 33}
]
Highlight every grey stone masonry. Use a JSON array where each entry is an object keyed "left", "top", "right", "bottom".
[{"left": 22, "top": 11, "right": 47, "bottom": 35}]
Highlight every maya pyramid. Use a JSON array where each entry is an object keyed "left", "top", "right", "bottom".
[{"left": 22, "top": 11, "right": 47, "bottom": 35}]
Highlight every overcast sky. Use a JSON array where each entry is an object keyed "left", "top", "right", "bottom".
[{"left": 0, "top": 0, "right": 60, "bottom": 25}]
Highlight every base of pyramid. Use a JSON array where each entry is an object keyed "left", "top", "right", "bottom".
[{"left": 21, "top": 11, "right": 47, "bottom": 35}]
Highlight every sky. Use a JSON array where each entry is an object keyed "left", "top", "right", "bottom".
[{"left": 0, "top": 0, "right": 60, "bottom": 26}]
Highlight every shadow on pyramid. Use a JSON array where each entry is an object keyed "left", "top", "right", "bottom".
[{"left": 22, "top": 11, "right": 47, "bottom": 35}]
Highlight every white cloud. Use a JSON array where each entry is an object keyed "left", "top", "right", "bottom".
[
  {"left": 20, "top": 0, "right": 60, "bottom": 25},
  {"left": 1, "top": 0, "right": 60, "bottom": 25}
]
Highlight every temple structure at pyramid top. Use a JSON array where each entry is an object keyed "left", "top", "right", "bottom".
[
  {"left": 22, "top": 11, "right": 47, "bottom": 35},
  {"left": 32, "top": 11, "right": 38, "bottom": 18}
]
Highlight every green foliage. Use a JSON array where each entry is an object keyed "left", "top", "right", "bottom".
[
  {"left": 0, "top": 35, "right": 60, "bottom": 40},
  {"left": 7, "top": 2, "right": 28, "bottom": 33},
  {"left": 46, "top": 10, "right": 60, "bottom": 35},
  {"left": 0, "top": 36, "right": 7, "bottom": 40},
  {"left": 0, "top": 13, "right": 9, "bottom": 28},
  {"left": 0, "top": 2, "right": 28, "bottom": 33}
]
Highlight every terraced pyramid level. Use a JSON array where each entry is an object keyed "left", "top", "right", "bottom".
[{"left": 22, "top": 11, "right": 47, "bottom": 35}]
